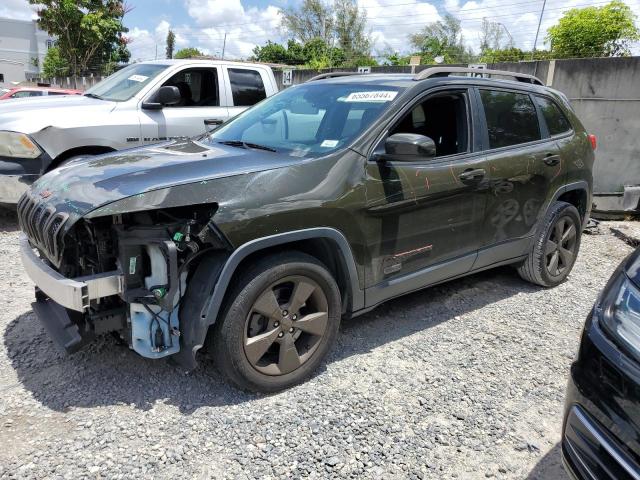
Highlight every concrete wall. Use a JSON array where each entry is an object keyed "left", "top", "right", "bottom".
[
  {"left": 0, "top": 18, "right": 52, "bottom": 86},
  {"left": 274, "top": 57, "right": 640, "bottom": 197}
]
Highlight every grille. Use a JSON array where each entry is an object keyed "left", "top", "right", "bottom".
[{"left": 17, "top": 193, "right": 69, "bottom": 267}]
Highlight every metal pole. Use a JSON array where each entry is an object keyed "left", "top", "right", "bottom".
[
  {"left": 532, "top": 0, "right": 547, "bottom": 59},
  {"left": 497, "top": 22, "right": 513, "bottom": 47},
  {"left": 221, "top": 32, "right": 227, "bottom": 60}
]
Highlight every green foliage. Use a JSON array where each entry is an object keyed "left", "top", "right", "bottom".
[
  {"left": 279, "top": 0, "right": 372, "bottom": 67},
  {"left": 409, "top": 14, "right": 474, "bottom": 64},
  {"left": 166, "top": 29, "right": 175, "bottom": 59},
  {"left": 29, "top": 0, "right": 130, "bottom": 76},
  {"left": 42, "top": 46, "right": 69, "bottom": 77},
  {"left": 547, "top": 1, "right": 639, "bottom": 58},
  {"left": 252, "top": 37, "right": 372, "bottom": 69},
  {"left": 174, "top": 47, "right": 203, "bottom": 59},
  {"left": 479, "top": 47, "right": 526, "bottom": 63},
  {"left": 281, "top": 0, "right": 334, "bottom": 44}
]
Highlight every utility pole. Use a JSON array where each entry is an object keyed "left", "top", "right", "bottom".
[
  {"left": 155, "top": 44, "right": 158, "bottom": 60},
  {"left": 221, "top": 32, "right": 227, "bottom": 60},
  {"left": 532, "top": 0, "right": 547, "bottom": 59}
]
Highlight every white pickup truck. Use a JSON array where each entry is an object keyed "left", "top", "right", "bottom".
[{"left": 0, "top": 59, "right": 278, "bottom": 203}]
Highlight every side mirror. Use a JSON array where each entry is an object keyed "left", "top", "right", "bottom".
[
  {"left": 381, "top": 133, "right": 436, "bottom": 161},
  {"left": 142, "top": 86, "right": 181, "bottom": 110}
]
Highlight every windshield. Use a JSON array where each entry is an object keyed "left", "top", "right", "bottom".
[
  {"left": 207, "top": 82, "right": 404, "bottom": 157},
  {"left": 85, "top": 63, "right": 168, "bottom": 102}
]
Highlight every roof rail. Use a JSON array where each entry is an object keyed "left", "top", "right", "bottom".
[
  {"left": 413, "top": 67, "right": 544, "bottom": 85},
  {"left": 306, "top": 71, "right": 364, "bottom": 82}
]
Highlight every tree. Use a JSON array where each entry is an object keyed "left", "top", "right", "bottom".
[
  {"left": 280, "top": 0, "right": 372, "bottom": 66},
  {"left": 479, "top": 18, "right": 512, "bottom": 53},
  {"left": 547, "top": 1, "right": 639, "bottom": 58},
  {"left": 334, "top": 0, "right": 370, "bottom": 62},
  {"left": 281, "top": 0, "right": 333, "bottom": 44},
  {"left": 166, "top": 29, "right": 175, "bottom": 59},
  {"left": 174, "top": 47, "right": 202, "bottom": 59},
  {"left": 409, "top": 14, "right": 473, "bottom": 64},
  {"left": 42, "top": 46, "right": 69, "bottom": 77},
  {"left": 29, "top": 0, "right": 130, "bottom": 77}
]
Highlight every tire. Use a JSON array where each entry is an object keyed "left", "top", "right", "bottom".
[
  {"left": 517, "top": 201, "right": 582, "bottom": 287},
  {"left": 211, "top": 251, "right": 341, "bottom": 392}
]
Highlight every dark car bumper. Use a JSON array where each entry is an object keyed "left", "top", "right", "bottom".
[{"left": 562, "top": 311, "right": 640, "bottom": 480}]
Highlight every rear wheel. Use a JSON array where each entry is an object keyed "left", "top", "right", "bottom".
[
  {"left": 211, "top": 252, "right": 341, "bottom": 392},
  {"left": 517, "top": 201, "right": 581, "bottom": 287}
]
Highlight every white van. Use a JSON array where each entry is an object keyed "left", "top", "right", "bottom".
[{"left": 0, "top": 60, "right": 278, "bottom": 203}]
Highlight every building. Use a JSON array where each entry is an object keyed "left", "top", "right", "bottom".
[{"left": 0, "top": 17, "right": 54, "bottom": 87}]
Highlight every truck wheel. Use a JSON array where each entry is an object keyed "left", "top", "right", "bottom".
[
  {"left": 211, "top": 252, "right": 341, "bottom": 392},
  {"left": 517, "top": 201, "right": 582, "bottom": 287}
]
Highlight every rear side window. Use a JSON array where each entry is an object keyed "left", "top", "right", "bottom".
[
  {"left": 534, "top": 95, "right": 572, "bottom": 136},
  {"left": 228, "top": 68, "right": 266, "bottom": 106},
  {"left": 480, "top": 90, "right": 541, "bottom": 149}
]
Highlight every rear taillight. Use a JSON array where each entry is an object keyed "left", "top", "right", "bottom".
[{"left": 588, "top": 134, "right": 597, "bottom": 151}]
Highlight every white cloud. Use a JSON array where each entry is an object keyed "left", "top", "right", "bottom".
[
  {"left": 359, "top": 0, "right": 441, "bottom": 55},
  {"left": 129, "top": 0, "right": 640, "bottom": 62},
  {"left": 128, "top": 20, "right": 189, "bottom": 62},
  {"left": 0, "top": 0, "right": 37, "bottom": 21},
  {"left": 179, "top": 0, "right": 281, "bottom": 58}
]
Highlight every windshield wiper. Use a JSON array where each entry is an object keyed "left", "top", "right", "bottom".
[
  {"left": 84, "top": 93, "right": 103, "bottom": 100},
  {"left": 218, "top": 140, "right": 277, "bottom": 152}
]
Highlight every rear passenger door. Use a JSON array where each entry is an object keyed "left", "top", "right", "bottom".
[
  {"left": 476, "top": 88, "right": 565, "bottom": 266},
  {"left": 224, "top": 67, "right": 268, "bottom": 119}
]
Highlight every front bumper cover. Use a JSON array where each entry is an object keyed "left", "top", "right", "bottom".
[{"left": 19, "top": 233, "right": 124, "bottom": 311}]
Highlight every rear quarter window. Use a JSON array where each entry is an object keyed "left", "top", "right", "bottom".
[
  {"left": 534, "top": 95, "right": 572, "bottom": 136},
  {"left": 228, "top": 68, "right": 266, "bottom": 106},
  {"left": 480, "top": 89, "right": 541, "bottom": 149}
]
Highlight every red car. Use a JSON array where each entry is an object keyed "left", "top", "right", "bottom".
[{"left": 0, "top": 86, "right": 83, "bottom": 100}]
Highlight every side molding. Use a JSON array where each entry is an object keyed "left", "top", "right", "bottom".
[{"left": 201, "top": 227, "right": 364, "bottom": 326}]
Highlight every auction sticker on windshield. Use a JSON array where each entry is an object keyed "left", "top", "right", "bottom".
[
  {"left": 128, "top": 75, "right": 149, "bottom": 82},
  {"left": 344, "top": 91, "right": 398, "bottom": 102}
]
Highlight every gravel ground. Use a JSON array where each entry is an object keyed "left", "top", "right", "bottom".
[{"left": 0, "top": 208, "right": 634, "bottom": 480}]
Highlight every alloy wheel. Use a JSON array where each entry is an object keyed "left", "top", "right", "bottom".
[
  {"left": 545, "top": 216, "right": 578, "bottom": 277},
  {"left": 243, "top": 275, "right": 329, "bottom": 376}
]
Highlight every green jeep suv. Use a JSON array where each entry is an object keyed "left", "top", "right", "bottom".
[{"left": 18, "top": 68, "right": 595, "bottom": 392}]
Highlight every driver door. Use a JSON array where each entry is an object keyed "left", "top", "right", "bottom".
[
  {"left": 363, "top": 88, "right": 490, "bottom": 301},
  {"left": 139, "top": 67, "right": 229, "bottom": 144}
]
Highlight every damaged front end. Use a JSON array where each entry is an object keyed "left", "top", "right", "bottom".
[{"left": 18, "top": 196, "right": 230, "bottom": 369}]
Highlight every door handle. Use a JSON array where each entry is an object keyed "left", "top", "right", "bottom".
[
  {"left": 459, "top": 168, "right": 486, "bottom": 183},
  {"left": 543, "top": 154, "right": 561, "bottom": 166},
  {"left": 204, "top": 118, "right": 224, "bottom": 126}
]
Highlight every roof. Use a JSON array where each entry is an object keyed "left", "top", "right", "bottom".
[{"left": 139, "top": 59, "right": 273, "bottom": 67}]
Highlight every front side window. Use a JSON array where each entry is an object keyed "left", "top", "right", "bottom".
[
  {"left": 534, "top": 95, "right": 572, "bottom": 136},
  {"left": 228, "top": 68, "right": 266, "bottom": 106},
  {"left": 207, "top": 83, "right": 403, "bottom": 157},
  {"left": 390, "top": 91, "right": 469, "bottom": 157},
  {"left": 160, "top": 68, "right": 219, "bottom": 107},
  {"left": 480, "top": 90, "right": 541, "bottom": 149},
  {"left": 85, "top": 63, "right": 168, "bottom": 102}
]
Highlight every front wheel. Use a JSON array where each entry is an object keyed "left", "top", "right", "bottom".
[
  {"left": 517, "top": 201, "right": 582, "bottom": 287},
  {"left": 211, "top": 252, "right": 341, "bottom": 392}
]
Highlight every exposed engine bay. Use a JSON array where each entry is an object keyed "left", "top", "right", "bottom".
[{"left": 46, "top": 204, "right": 229, "bottom": 361}]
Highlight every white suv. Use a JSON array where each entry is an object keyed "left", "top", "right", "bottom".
[{"left": 0, "top": 60, "right": 278, "bottom": 203}]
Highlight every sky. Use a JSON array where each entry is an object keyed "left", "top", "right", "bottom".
[{"left": 3, "top": 0, "right": 640, "bottom": 62}]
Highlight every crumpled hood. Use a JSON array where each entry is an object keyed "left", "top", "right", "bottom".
[
  {"left": 29, "top": 138, "right": 300, "bottom": 219},
  {"left": 0, "top": 95, "right": 115, "bottom": 133}
]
